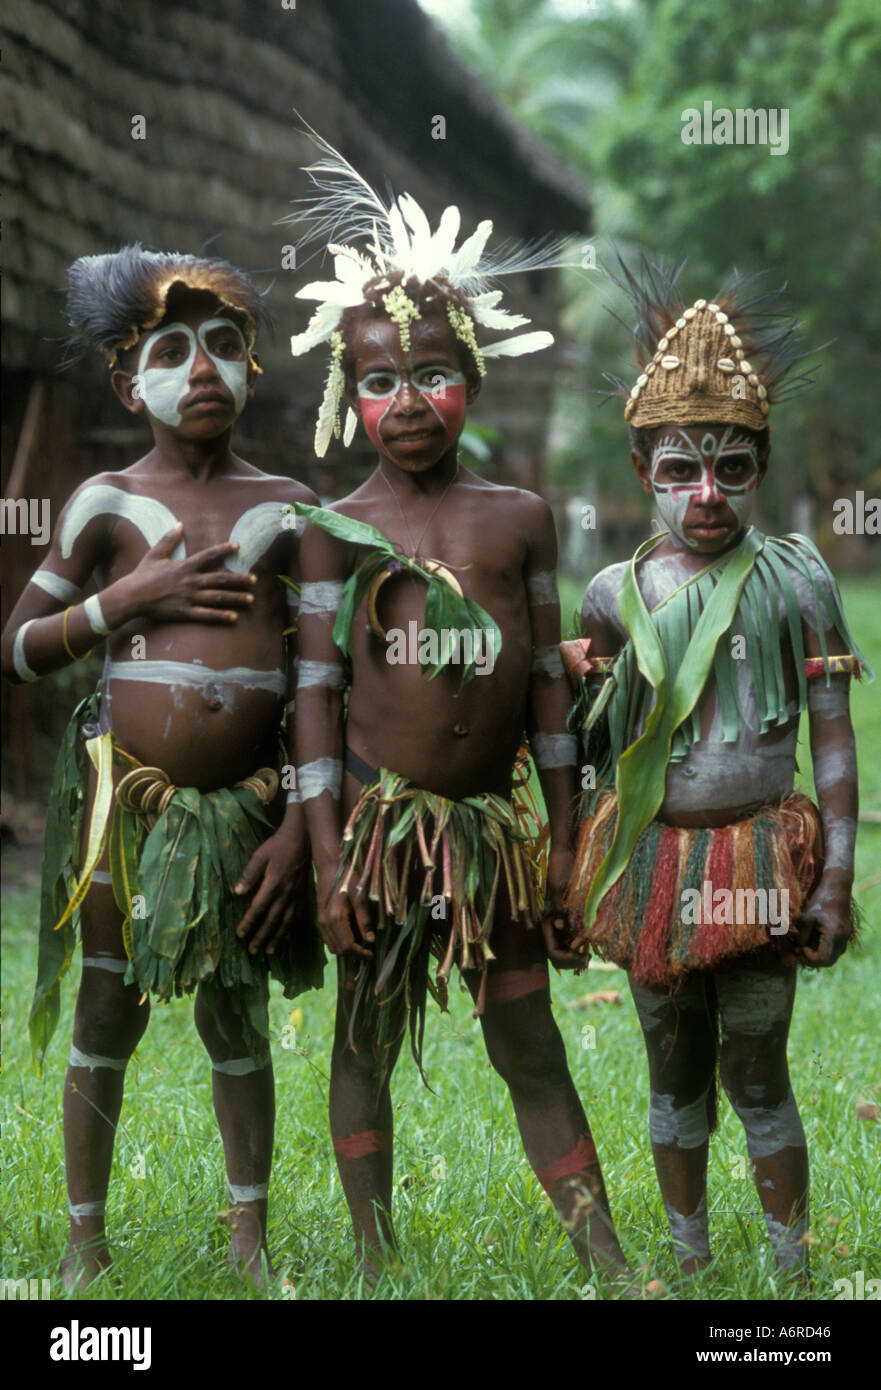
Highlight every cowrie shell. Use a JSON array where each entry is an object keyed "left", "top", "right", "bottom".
[
  {"left": 717, "top": 358, "right": 736, "bottom": 372},
  {"left": 739, "top": 360, "right": 754, "bottom": 374},
  {"left": 757, "top": 384, "right": 768, "bottom": 400},
  {"left": 675, "top": 316, "right": 687, "bottom": 329},
  {"left": 694, "top": 299, "right": 707, "bottom": 310},
  {"left": 684, "top": 307, "right": 697, "bottom": 319},
  {"left": 707, "top": 303, "right": 720, "bottom": 313},
  {"left": 658, "top": 337, "right": 669, "bottom": 351},
  {"left": 724, "top": 323, "right": 735, "bottom": 336},
  {"left": 660, "top": 355, "right": 681, "bottom": 369},
  {"left": 637, "top": 373, "right": 648, "bottom": 387},
  {"left": 715, "top": 311, "right": 729, "bottom": 324}
]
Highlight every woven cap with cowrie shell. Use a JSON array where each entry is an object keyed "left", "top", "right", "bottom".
[{"left": 625, "top": 298, "right": 769, "bottom": 430}]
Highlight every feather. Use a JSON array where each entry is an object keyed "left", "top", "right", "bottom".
[
  {"left": 446, "top": 220, "right": 493, "bottom": 283},
  {"left": 470, "top": 303, "right": 530, "bottom": 330},
  {"left": 289, "top": 302, "right": 342, "bottom": 356},
  {"left": 481, "top": 331, "right": 555, "bottom": 358},
  {"left": 295, "top": 279, "right": 366, "bottom": 307},
  {"left": 343, "top": 407, "right": 358, "bottom": 447},
  {"left": 432, "top": 205, "right": 462, "bottom": 274},
  {"left": 314, "top": 366, "right": 341, "bottom": 458}
]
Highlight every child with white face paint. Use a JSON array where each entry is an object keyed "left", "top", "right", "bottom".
[
  {"left": 564, "top": 260, "right": 870, "bottom": 1286},
  {"left": 0, "top": 245, "right": 325, "bottom": 1290}
]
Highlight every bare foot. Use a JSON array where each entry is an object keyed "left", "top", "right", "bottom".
[
  {"left": 221, "top": 1204, "right": 274, "bottom": 1290},
  {"left": 61, "top": 1238, "right": 112, "bottom": 1291}
]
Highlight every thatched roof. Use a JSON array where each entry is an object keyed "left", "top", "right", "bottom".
[{"left": 2, "top": 0, "right": 590, "bottom": 381}]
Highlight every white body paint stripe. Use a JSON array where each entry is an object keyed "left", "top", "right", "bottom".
[
  {"left": 211, "top": 1054, "right": 270, "bottom": 1076},
  {"left": 300, "top": 580, "right": 344, "bottom": 615},
  {"left": 69, "top": 1200, "right": 106, "bottom": 1221},
  {"left": 286, "top": 788, "right": 302, "bottom": 804},
  {"left": 82, "top": 956, "right": 128, "bottom": 974},
  {"left": 298, "top": 660, "right": 346, "bottom": 689},
  {"left": 228, "top": 1182, "right": 269, "bottom": 1203},
  {"left": 13, "top": 621, "right": 38, "bottom": 681},
  {"left": 31, "top": 569, "right": 81, "bottom": 603},
  {"left": 650, "top": 1091, "right": 709, "bottom": 1149},
  {"left": 60, "top": 485, "right": 185, "bottom": 560},
  {"left": 225, "top": 502, "right": 289, "bottom": 573},
  {"left": 105, "top": 660, "right": 286, "bottom": 696},
  {"left": 531, "top": 646, "right": 565, "bottom": 678},
  {"left": 526, "top": 571, "right": 558, "bottom": 606},
  {"left": 69, "top": 1044, "right": 127, "bottom": 1072},
  {"left": 298, "top": 757, "right": 342, "bottom": 801},
  {"left": 286, "top": 588, "right": 301, "bottom": 608},
  {"left": 84, "top": 593, "right": 110, "bottom": 637},
  {"left": 531, "top": 732, "right": 578, "bottom": 769}
]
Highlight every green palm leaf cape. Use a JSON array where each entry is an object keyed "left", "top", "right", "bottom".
[
  {"left": 30, "top": 689, "right": 324, "bottom": 1075},
  {"left": 578, "top": 528, "right": 869, "bottom": 931},
  {"left": 289, "top": 502, "right": 501, "bottom": 688}
]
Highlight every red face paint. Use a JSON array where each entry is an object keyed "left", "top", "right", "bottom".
[{"left": 358, "top": 381, "right": 467, "bottom": 462}]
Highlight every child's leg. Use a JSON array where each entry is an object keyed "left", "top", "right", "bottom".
[
  {"left": 465, "top": 919, "right": 630, "bottom": 1277},
  {"left": 715, "top": 956, "right": 809, "bottom": 1278},
  {"left": 64, "top": 882, "right": 150, "bottom": 1285},
  {"left": 329, "top": 961, "right": 406, "bottom": 1265},
  {"left": 194, "top": 981, "right": 275, "bottom": 1281},
  {"left": 628, "top": 974, "right": 716, "bottom": 1272}
]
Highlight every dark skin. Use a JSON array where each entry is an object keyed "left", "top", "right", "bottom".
[
  {"left": 578, "top": 423, "right": 858, "bottom": 1277},
  {"left": 297, "top": 310, "right": 631, "bottom": 1284},
  {"left": 1, "top": 287, "right": 318, "bottom": 1286}
]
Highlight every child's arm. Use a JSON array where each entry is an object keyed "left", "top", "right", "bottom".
[
  {"left": 800, "top": 621, "right": 859, "bottom": 967},
  {"left": 294, "top": 518, "right": 374, "bottom": 960},
  {"left": 233, "top": 522, "right": 314, "bottom": 957},
  {"left": 1, "top": 480, "right": 256, "bottom": 684},
  {"left": 523, "top": 497, "right": 582, "bottom": 967}
]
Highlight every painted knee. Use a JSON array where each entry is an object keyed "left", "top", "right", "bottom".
[
  {"left": 72, "top": 970, "right": 148, "bottom": 1063},
  {"left": 727, "top": 1086, "right": 806, "bottom": 1161},
  {"left": 649, "top": 1089, "right": 711, "bottom": 1151}
]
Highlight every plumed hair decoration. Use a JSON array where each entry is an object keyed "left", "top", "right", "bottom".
[
  {"left": 65, "top": 243, "right": 270, "bottom": 368},
  {"left": 282, "top": 124, "right": 571, "bottom": 456}
]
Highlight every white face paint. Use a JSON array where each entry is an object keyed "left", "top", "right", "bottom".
[
  {"left": 137, "top": 317, "right": 248, "bottom": 427},
  {"left": 650, "top": 427, "right": 760, "bottom": 548}
]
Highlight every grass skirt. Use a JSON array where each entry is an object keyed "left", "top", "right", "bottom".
[
  {"left": 29, "top": 690, "right": 324, "bottom": 1072},
  {"left": 566, "top": 789, "right": 823, "bottom": 988},
  {"left": 337, "top": 768, "right": 542, "bottom": 1081}
]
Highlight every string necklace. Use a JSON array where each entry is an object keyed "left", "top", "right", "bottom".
[{"left": 379, "top": 463, "right": 460, "bottom": 562}]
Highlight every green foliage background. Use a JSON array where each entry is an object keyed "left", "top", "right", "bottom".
[{"left": 428, "top": 0, "right": 881, "bottom": 524}]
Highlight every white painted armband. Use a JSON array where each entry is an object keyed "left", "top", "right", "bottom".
[
  {"left": 298, "top": 758, "right": 343, "bottom": 801},
  {"left": 300, "top": 580, "right": 344, "bottom": 617},
  {"left": 531, "top": 645, "right": 565, "bottom": 679},
  {"left": 84, "top": 594, "right": 111, "bottom": 637},
  {"left": 298, "top": 659, "right": 346, "bottom": 690},
  {"left": 526, "top": 570, "right": 558, "bottom": 607},
  {"left": 13, "top": 621, "right": 38, "bottom": 682},
  {"left": 31, "top": 569, "right": 82, "bottom": 604},
  {"left": 531, "top": 732, "right": 578, "bottom": 770}
]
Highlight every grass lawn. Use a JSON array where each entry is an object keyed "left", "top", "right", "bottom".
[{"left": 1, "top": 579, "right": 878, "bottom": 1302}]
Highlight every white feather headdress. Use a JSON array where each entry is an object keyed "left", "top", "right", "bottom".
[{"left": 283, "top": 128, "right": 568, "bottom": 456}]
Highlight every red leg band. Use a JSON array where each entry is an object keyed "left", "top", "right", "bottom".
[
  {"left": 332, "top": 1129, "right": 393, "bottom": 1161},
  {"left": 485, "top": 963, "right": 549, "bottom": 1006},
  {"left": 535, "top": 1134, "right": 598, "bottom": 1194}
]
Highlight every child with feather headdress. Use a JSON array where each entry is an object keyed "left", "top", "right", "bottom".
[{"left": 285, "top": 132, "right": 633, "bottom": 1286}]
